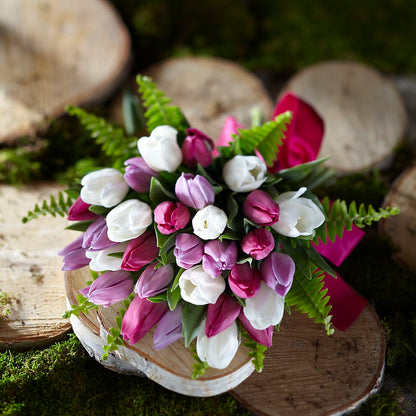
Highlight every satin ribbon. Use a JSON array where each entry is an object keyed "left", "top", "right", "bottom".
[{"left": 218, "top": 91, "right": 367, "bottom": 331}]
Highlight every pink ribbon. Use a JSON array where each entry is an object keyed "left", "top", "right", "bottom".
[{"left": 217, "top": 91, "right": 367, "bottom": 331}]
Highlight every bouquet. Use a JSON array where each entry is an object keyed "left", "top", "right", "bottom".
[{"left": 50, "top": 75, "right": 398, "bottom": 377}]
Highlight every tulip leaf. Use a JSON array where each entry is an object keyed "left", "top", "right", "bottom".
[
  {"left": 148, "top": 292, "right": 168, "bottom": 303},
  {"left": 182, "top": 303, "right": 206, "bottom": 347},
  {"left": 154, "top": 226, "right": 178, "bottom": 255},
  {"left": 65, "top": 220, "right": 94, "bottom": 232},
  {"left": 88, "top": 205, "right": 111, "bottom": 215},
  {"left": 149, "top": 177, "right": 176, "bottom": 205},
  {"left": 122, "top": 87, "right": 146, "bottom": 135},
  {"left": 171, "top": 268, "right": 185, "bottom": 291},
  {"left": 303, "top": 244, "right": 337, "bottom": 278},
  {"left": 280, "top": 239, "right": 313, "bottom": 280},
  {"left": 167, "top": 285, "right": 181, "bottom": 311},
  {"left": 277, "top": 157, "right": 330, "bottom": 183}
]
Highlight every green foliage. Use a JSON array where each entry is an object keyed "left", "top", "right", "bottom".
[
  {"left": 182, "top": 303, "right": 206, "bottom": 347},
  {"left": 242, "top": 334, "right": 268, "bottom": 373},
  {"left": 352, "top": 390, "right": 405, "bottom": 415},
  {"left": 62, "top": 294, "right": 97, "bottom": 319},
  {"left": 0, "top": 292, "right": 13, "bottom": 320},
  {"left": 190, "top": 343, "right": 209, "bottom": 379},
  {"left": 285, "top": 270, "right": 334, "bottom": 335},
  {"left": 137, "top": 74, "right": 189, "bottom": 134},
  {"left": 21, "top": 191, "right": 74, "bottom": 223}
]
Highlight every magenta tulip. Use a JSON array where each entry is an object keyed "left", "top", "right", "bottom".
[
  {"left": 260, "top": 252, "right": 295, "bottom": 297},
  {"left": 124, "top": 157, "right": 159, "bottom": 193},
  {"left": 173, "top": 233, "right": 204, "bottom": 269},
  {"left": 154, "top": 201, "right": 190, "bottom": 235},
  {"left": 239, "top": 310, "right": 274, "bottom": 347},
  {"left": 181, "top": 128, "right": 215, "bottom": 167},
  {"left": 175, "top": 173, "right": 215, "bottom": 209},
  {"left": 205, "top": 293, "right": 241, "bottom": 337},
  {"left": 243, "top": 190, "right": 280, "bottom": 226},
  {"left": 58, "top": 234, "right": 90, "bottom": 271},
  {"left": 67, "top": 196, "right": 98, "bottom": 221},
  {"left": 121, "top": 231, "right": 159, "bottom": 271},
  {"left": 135, "top": 263, "right": 174, "bottom": 298},
  {"left": 153, "top": 305, "right": 183, "bottom": 350},
  {"left": 82, "top": 217, "right": 118, "bottom": 251},
  {"left": 229, "top": 263, "right": 261, "bottom": 298},
  {"left": 202, "top": 239, "right": 238, "bottom": 278},
  {"left": 121, "top": 296, "right": 168, "bottom": 345},
  {"left": 241, "top": 228, "right": 275, "bottom": 260}
]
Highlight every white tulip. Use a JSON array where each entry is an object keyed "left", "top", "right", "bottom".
[
  {"left": 196, "top": 319, "right": 239, "bottom": 369},
  {"left": 106, "top": 199, "right": 152, "bottom": 242},
  {"left": 243, "top": 282, "right": 285, "bottom": 330},
  {"left": 179, "top": 265, "right": 225, "bottom": 305},
  {"left": 192, "top": 205, "right": 228, "bottom": 240},
  {"left": 80, "top": 168, "right": 129, "bottom": 208},
  {"left": 272, "top": 187, "right": 325, "bottom": 238},
  {"left": 137, "top": 125, "right": 182, "bottom": 172},
  {"left": 86, "top": 242, "right": 128, "bottom": 271},
  {"left": 223, "top": 155, "right": 267, "bottom": 192}
]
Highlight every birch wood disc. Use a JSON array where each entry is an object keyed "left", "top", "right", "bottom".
[
  {"left": 282, "top": 61, "right": 407, "bottom": 173},
  {"left": 0, "top": 183, "right": 75, "bottom": 349},
  {"left": 141, "top": 57, "right": 274, "bottom": 139},
  {"left": 379, "top": 165, "right": 416, "bottom": 270},
  {"left": 0, "top": 0, "right": 130, "bottom": 143}
]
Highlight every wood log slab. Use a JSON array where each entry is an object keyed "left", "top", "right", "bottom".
[
  {"left": 66, "top": 267, "right": 385, "bottom": 412},
  {"left": 0, "top": 0, "right": 130, "bottom": 143},
  {"left": 282, "top": 61, "right": 408, "bottom": 173},
  {"left": 0, "top": 183, "right": 75, "bottom": 349},
  {"left": 379, "top": 165, "right": 416, "bottom": 270}
]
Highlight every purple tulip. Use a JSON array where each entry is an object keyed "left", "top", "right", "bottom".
[
  {"left": 79, "top": 270, "right": 133, "bottom": 307},
  {"left": 124, "top": 157, "right": 159, "bottom": 193},
  {"left": 205, "top": 293, "right": 241, "bottom": 338},
  {"left": 82, "top": 217, "right": 118, "bottom": 251},
  {"left": 241, "top": 228, "right": 275, "bottom": 260},
  {"left": 239, "top": 310, "right": 274, "bottom": 347},
  {"left": 153, "top": 305, "right": 183, "bottom": 350},
  {"left": 135, "top": 263, "right": 174, "bottom": 298},
  {"left": 58, "top": 234, "right": 90, "bottom": 271},
  {"left": 229, "top": 263, "right": 261, "bottom": 299},
  {"left": 67, "top": 196, "right": 98, "bottom": 221},
  {"left": 121, "top": 231, "right": 159, "bottom": 271},
  {"left": 121, "top": 296, "right": 168, "bottom": 345},
  {"left": 154, "top": 201, "right": 190, "bottom": 235},
  {"left": 173, "top": 233, "right": 204, "bottom": 269},
  {"left": 243, "top": 190, "right": 280, "bottom": 226},
  {"left": 181, "top": 128, "right": 215, "bottom": 167},
  {"left": 202, "top": 239, "right": 238, "bottom": 278},
  {"left": 260, "top": 252, "right": 295, "bottom": 297},
  {"left": 175, "top": 173, "right": 215, "bottom": 210}
]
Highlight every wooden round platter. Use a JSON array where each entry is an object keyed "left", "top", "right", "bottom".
[
  {"left": 66, "top": 267, "right": 385, "bottom": 414},
  {"left": 281, "top": 61, "right": 408, "bottom": 173}
]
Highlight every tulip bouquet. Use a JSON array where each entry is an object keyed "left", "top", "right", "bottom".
[{"left": 54, "top": 75, "right": 398, "bottom": 376}]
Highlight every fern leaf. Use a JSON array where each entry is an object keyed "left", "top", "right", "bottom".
[
  {"left": 238, "top": 111, "right": 292, "bottom": 166},
  {"left": 136, "top": 75, "right": 189, "bottom": 134},
  {"left": 285, "top": 270, "right": 334, "bottom": 335}
]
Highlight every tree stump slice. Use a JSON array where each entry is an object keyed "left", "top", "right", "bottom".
[
  {"left": 0, "top": 183, "right": 75, "bottom": 349},
  {"left": 142, "top": 57, "right": 274, "bottom": 139},
  {"left": 379, "top": 165, "right": 416, "bottom": 270},
  {"left": 0, "top": 0, "right": 130, "bottom": 143},
  {"left": 282, "top": 61, "right": 407, "bottom": 173}
]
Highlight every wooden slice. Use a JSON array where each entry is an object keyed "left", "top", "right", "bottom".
[
  {"left": 0, "top": 0, "right": 130, "bottom": 143},
  {"left": 142, "top": 57, "right": 274, "bottom": 139},
  {"left": 0, "top": 183, "right": 75, "bottom": 349},
  {"left": 379, "top": 165, "right": 416, "bottom": 270},
  {"left": 282, "top": 61, "right": 407, "bottom": 173}
]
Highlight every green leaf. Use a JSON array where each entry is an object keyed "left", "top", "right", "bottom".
[
  {"left": 65, "top": 220, "right": 94, "bottom": 232},
  {"left": 154, "top": 225, "right": 178, "bottom": 255},
  {"left": 303, "top": 244, "right": 337, "bottom": 278},
  {"left": 122, "top": 87, "right": 146, "bottom": 135},
  {"left": 171, "top": 268, "right": 185, "bottom": 291},
  {"left": 149, "top": 177, "right": 176, "bottom": 205},
  {"left": 182, "top": 303, "right": 206, "bottom": 347},
  {"left": 88, "top": 205, "right": 111, "bottom": 215},
  {"left": 167, "top": 285, "right": 181, "bottom": 311},
  {"left": 148, "top": 292, "right": 168, "bottom": 303},
  {"left": 277, "top": 157, "right": 330, "bottom": 183}
]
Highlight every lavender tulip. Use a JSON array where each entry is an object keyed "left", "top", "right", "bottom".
[
  {"left": 67, "top": 196, "right": 98, "bottom": 221},
  {"left": 243, "top": 190, "right": 280, "bottom": 226},
  {"left": 173, "top": 233, "right": 204, "bottom": 269},
  {"left": 58, "top": 234, "right": 90, "bottom": 271},
  {"left": 79, "top": 270, "right": 133, "bottom": 307},
  {"left": 135, "top": 263, "right": 174, "bottom": 298},
  {"left": 154, "top": 201, "right": 190, "bottom": 235},
  {"left": 260, "top": 252, "right": 295, "bottom": 297},
  {"left": 241, "top": 228, "right": 275, "bottom": 260},
  {"left": 124, "top": 157, "right": 159, "bottom": 193},
  {"left": 239, "top": 310, "right": 274, "bottom": 348},
  {"left": 121, "top": 231, "right": 159, "bottom": 271},
  {"left": 121, "top": 296, "right": 168, "bottom": 345},
  {"left": 181, "top": 128, "right": 215, "bottom": 167},
  {"left": 202, "top": 239, "right": 237, "bottom": 278},
  {"left": 175, "top": 173, "right": 215, "bottom": 210},
  {"left": 229, "top": 262, "right": 261, "bottom": 298},
  {"left": 82, "top": 217, "right": 118, "bottom": 251},
  {"left": 205, "top": 293, "right": 241, "bottom": 337},
  {"left": 153, "top": 305, "right": 183, "bottom": 350}
]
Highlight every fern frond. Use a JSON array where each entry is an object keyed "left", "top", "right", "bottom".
[
  {"left": 313, "top": 197, "right": 400, "bottom": 244},
  {"left": 238, "top": 111, "right": 292, "bottom": 166},
  {"left": 21, "top": 191, "right": 73, "bottom": 223},
  {"left": 285, "top": 269, "right": 334, "bottom": 335},
  {"left": 136, "top": 75, "right": 189, "bottom": 134}
]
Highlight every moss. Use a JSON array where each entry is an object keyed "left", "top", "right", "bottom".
[{"left": 352, "top": 391, "right": 405, "bottom": 416}]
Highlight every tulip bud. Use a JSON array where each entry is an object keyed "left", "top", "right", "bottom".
[
  {"left": 260, "top": 252, "right": 295, "bottom": 297},
  {"left": 79, "top": 270, "right": 133, "bottom": 307},
  {"left": 80, "top": 168, "right": 129, "bottom": 208},
  {"left": 205, "top": 293, "right": 241, "bottom": 337},
  {"left": 241, "top": 228, "right": 275, "bottom": 260},
  {"left": 137, "top": 125, "right": 182, "bottom": 172},
  {"left": 243, "top": 190, "right": 280, "bottom": 226},
  {"left": 153, "top": 305, "right": 183, "bottom": 350},
  {"left": 124, "top": 157, "right": 159, "bottom": 193},
  {"left": 83, "top": 217, "right": 118, "bottom": 251},
  {"left": 154, "top": 201, "right": 190, "bottom": 235},
  {"left": 182, "top": 128, "right": 215, "bottom": 167},
  {"left": 67, "top": 196, "right": 98, "bottom": 221},
  {"left": 223, "top": 155, "right": 267, "bottom": 192},
  {"left": 173, "top": 233, "right": 204, "bottom": 269},
  {"left": 179, "top": 265, "right": 225, "bottom": 305},
  {"left": 192, "top": 205, "right": 228, "bottom": 240},
  {"left": 58, "top": 234, "right": 90, "bottom": 271},
  {"left": 135, "top": 263, "right": 174, "bottom": 298},
  {"left": 175, "top": 173, "right": 215, "bottom": 210},
  {"left": 202, "top": 239, "right": 237, "bottom": 278},
  {"left": 106, "top": 199, "right": 153, "bottom": 242},
  {"left": 86, "top": 242, "right": 128, "bottom": 271},
  {"left": 121, "top": 231, "right": 159, "bottom": 271},
  {"left": 121, "top": 296, "right": 168, "bottom": 345},
  {"left": 196, "top": 319, "right": 239, "bottom": 369},
  {"left": 229, "top": 263, "right": 261, "bottom": 298},
  {"left": 238, "top": 311, "right": 274, "bottom": 348}
]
